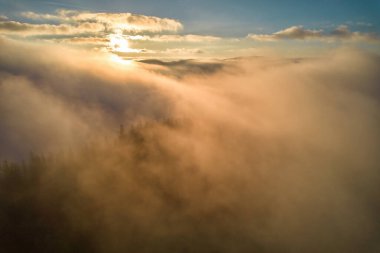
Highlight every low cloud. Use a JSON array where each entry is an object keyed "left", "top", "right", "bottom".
[
  {"left": 113, "top": 47, "right": 206, "bottom": 60},
  {"left": 0, "top": 38, "right": 174, "bottom": 159},
  {"left": 138, "top": 59, "right": 225, "bottom": 78},
  {"left": 249, "top": 25, "right": 380, "bottom": 42},
  {"left": 0, "top": 38, "right": 379, "bottom": 253}
]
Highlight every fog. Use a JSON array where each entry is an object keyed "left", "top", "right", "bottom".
[{"left": 0, "top": 38, "right": 379, "bottom": 253}]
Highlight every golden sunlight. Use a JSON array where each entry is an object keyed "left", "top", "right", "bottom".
[
  {"left": 1, "top": 3, "right": 379, "bottom": 253},
  {"left": 109, "top": 33, "right": 130, "bottom": 52},
  {"left": 109, "top": 54, "right": 134, "bottom": 66}
]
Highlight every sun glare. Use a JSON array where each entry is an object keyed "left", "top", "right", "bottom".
[
  {"left": 107, "top": 33, "right": 139, "bottom": 65},
  {"left": 109, "top": 54, "right": 133, "bottom": 66},
  {"left": 109, "top": 34, "right": 131, "bottom": 53}
]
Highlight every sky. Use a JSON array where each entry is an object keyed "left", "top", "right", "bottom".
[
  {"left": 1, "top": 0, "right": 379, "bottom": 35},
  {"left": 0, "top": 0, "right": 379, "bottom": 59}
]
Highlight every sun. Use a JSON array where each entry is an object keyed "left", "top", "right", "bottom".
[
  {"left": 109, "top": 34, "right": 131, "bottom": 53},
  {"left": 108, "top": 33, "right": 141, "bottom": 55}
]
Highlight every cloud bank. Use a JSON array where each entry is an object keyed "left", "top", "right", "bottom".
[
  {"left": 1, "top": 9, "right": 379, "bottom": 59},
  {"left": 249, "top": 25, "right": 380, "bottom": 42},
  {"left": 0, "top": 38, "right": 379, "bottom": 253},
  {"left": 0, "top": 9, "right": 227, "bottom": 58},
  {"left": 11, "top": 9, "right": 182, "bottom": 34}
]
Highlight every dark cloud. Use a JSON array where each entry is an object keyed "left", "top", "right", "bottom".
[
  {"left": 249, "top": 25, "right": 380, "bottom": 42},
  {"left": 138, "top": 59, "right": 225, "bottom": 78},
  {"left": 0, "top": 15, "right": 8, "bottom": 21},
  {"left": 0, "top": 21, "right": 32, "bottom": 32}
]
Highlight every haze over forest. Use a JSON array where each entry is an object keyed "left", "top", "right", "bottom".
[{"left": 0, "top": 1, "right": 379, "bottom": 252}]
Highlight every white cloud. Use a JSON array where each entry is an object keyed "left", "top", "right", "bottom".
[
  {"left": 0, "top": 20, "right": 105, "bottom": 35},
  {"left": 20, "top": 10, "right": 183, "bottom": 34},
  {"left": 125, "top": 34, "right": 221, "bottom": 43},
  {"left": 152, "top": 34, "right": 221, "bottom": 42}
]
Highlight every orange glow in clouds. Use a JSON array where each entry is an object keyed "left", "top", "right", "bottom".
[{"left": 108, "top": 33, "right": 140, "bottom": 54}]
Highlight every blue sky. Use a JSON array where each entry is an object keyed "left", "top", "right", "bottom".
[{"left": 1, "top": 0, "right": 379, "bottom": 36}]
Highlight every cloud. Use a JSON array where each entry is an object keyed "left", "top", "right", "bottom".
[
  {"left": 0, "top": 9, "right": 219, "bottom": 57},
  {"left": 20, "top": 9, "right": 183, "bottom": 33},
  {"left": 21, "top": 11, "right": 66, "bottom": 21},
  {"left": 138, "top": 59, "right": 225, "bottom": 78},
  {"left": 0, "top": 38, "right": 379, "bottom": 253},
  {"left": 112, "top": 47, "right": 207, "bottom": 60},
  {"left": 249, "top": 25, "right": 380, "bottom": 42},
  {"left": 0, "top": 20, "right": 105, "bottom": 35},
  {"left": 127, "top": 34, "right": 221, "bottom": 42},
  {"left": 0, "top": 38, "right": 174, "bottom": 159},
  {"left": 0, "top": 10, "right": 182, "bottom": 38},
  {"left": 54, "top": 36, "right": 109, "bottom": 45},
  {"left": 248, "top": 26, "right": 321, "bottom": 41},
  {"left": 0, "top": 11, "right": 218, "bottom": 48}
]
